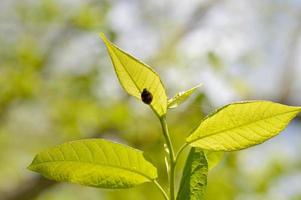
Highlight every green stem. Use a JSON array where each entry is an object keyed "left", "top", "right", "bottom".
[
  {"left": 159, "top": 115, "right": 175, "bottom": 200},
  {"left": 154, "top": 180, "right": 169, "bottom": 200}
]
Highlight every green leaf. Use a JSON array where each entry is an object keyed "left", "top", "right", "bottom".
[
  {"left": 100, "top": 33, "right": 167, "bottom": 117},
  {"left": 28, "top": 139, "right": 157, "bottom": 189},
  {"left": 177, "top": 148, "right": 208, "bottom": 200},
  {"left": 187, "top": 101, "right": 301, "bottom": 151},
  {"left": 204, "top": 151, "right": 224, "bottom": 170},
  {"left": 168, "top": 84, "right": 202, "bottom": 109}
]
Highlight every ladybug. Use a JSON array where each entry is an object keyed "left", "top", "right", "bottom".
[{"left": 141, "top": 88, "right": 153, "bottom": 104}]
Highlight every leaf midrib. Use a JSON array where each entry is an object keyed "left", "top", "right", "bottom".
[
  {"left": 30, "top": 160, "right": 155, "bottom": 181},
  {"left": 188, "top": 108, "right": 300, "bottom": 144}
]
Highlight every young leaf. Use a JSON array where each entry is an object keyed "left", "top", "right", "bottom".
[
  {"left": 168, "top": 84, "right": 202, "bottom": 109},
  {"left": 186, "top": 101, "right": 301, "bottom": 151},
  {"left": 177, "top": 148, "right": 208, "bottom": 200},
  {"left": 100, "top": 33, "right": 167, "bottom": 117},
  {"left": 204, "top": 151, "right": 224, "bottom": 170},
  {"left": 28, "top": 139, "right": 157, "bottom": 189}
]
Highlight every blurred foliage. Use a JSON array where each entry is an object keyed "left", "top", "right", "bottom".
[{"left": 0, "top": 0, "right": 301, "bottom": 199}]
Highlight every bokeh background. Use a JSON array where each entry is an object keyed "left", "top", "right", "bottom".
[{"left": 1, "top": 0, "right": 301, "bottom": 199}]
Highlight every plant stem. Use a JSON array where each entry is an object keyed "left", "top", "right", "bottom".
[
  {"left": 154, "top": 180, "right": 169, "bottom": 200},
  {"left": 159, "top": 115, "right": 175, "bottom": 200}
]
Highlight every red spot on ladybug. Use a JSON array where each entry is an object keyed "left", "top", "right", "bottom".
[{"left": 141, "top": 88, "right": 153, "bottom": 104}]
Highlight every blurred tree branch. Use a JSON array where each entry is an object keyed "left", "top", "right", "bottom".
[
  {"left": 279, "top": 12, "right": 301, "bottom": 105},
  {"left": 279, "top": 11, "right": 301, "bottom": 122}
]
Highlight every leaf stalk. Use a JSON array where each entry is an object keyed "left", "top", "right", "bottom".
[
  {"left": 159, "top": 115, "right": 176, "bottom": 200},
  {"left": 154, "top": 180, "right": 169, "bottom": 200}
]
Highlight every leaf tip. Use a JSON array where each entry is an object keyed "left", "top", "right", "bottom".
[
  {"left": 99, "top": 32, "right": 110, "bottom": 45},
  {"left": 99, "top": 32, "right": 106, "bottom": 40},
  {"left": 27, "top": 163, "right": 35, "bottom": 172},
  {"left": 195, "top": 83, "right": 203, "bottom": 88},
  {"left": 27, "top": 156, "right": 39, "bottom": 172}
]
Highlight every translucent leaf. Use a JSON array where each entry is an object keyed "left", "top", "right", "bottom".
[
  {"left": 168, "top": 84, "right": 202, "bottom": 109},
  {"left": 100, "top": 33, "right": 167, "bottom": 117},
  {"left": 204, "top": 151, "right": 224, "bottom": 170},
  {"left": 187, "top": 101, "right": 301, "bottom": 151},
  {"left": 28, "top": 139, "right": 157, "bottom": 188},
  {"left": 177, "top": 148, "right": 208, "bottom": 200}
]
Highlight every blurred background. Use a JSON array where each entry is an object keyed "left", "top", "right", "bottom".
[{"left": 0, "top": 0, "right": 301, "bottom": 199}]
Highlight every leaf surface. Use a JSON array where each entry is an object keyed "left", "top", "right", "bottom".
[
  {"left": 168, "top": 84, "right": 202, "bottom": 109},
  {"left": 177, "top": 148, "right": 208, "bottom": 200},
  {"left": 187, "top": 101, "right": 301, "bottom": 151},
  {"left": 28, "top": 139, "right": 157, "bottom": 188},
  {"left": 100, "top": 33, "right": 167, "bottom": 117}
]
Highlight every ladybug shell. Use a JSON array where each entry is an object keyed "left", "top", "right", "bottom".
[{"left": 141, "top": 88, "right": 153, "bottom": 104}]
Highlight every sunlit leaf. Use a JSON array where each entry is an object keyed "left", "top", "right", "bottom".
[
  {"left": 168, "top": 84, "right": 202, "bottom": 109},
  {"left": 204, "top": 151, "right": 224, "bottom": 170},
  {"left": 187, "top": 101, "right": 301, "bottom": 151},
  {"left": 177, "top": 148, "right": 208, "bottom": 200},
  {"left": 28, "top": 139, "right": 157, "bottom": 188},
  {"left": 100, "top": 33, "right": 167, "bottom": 117}
]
